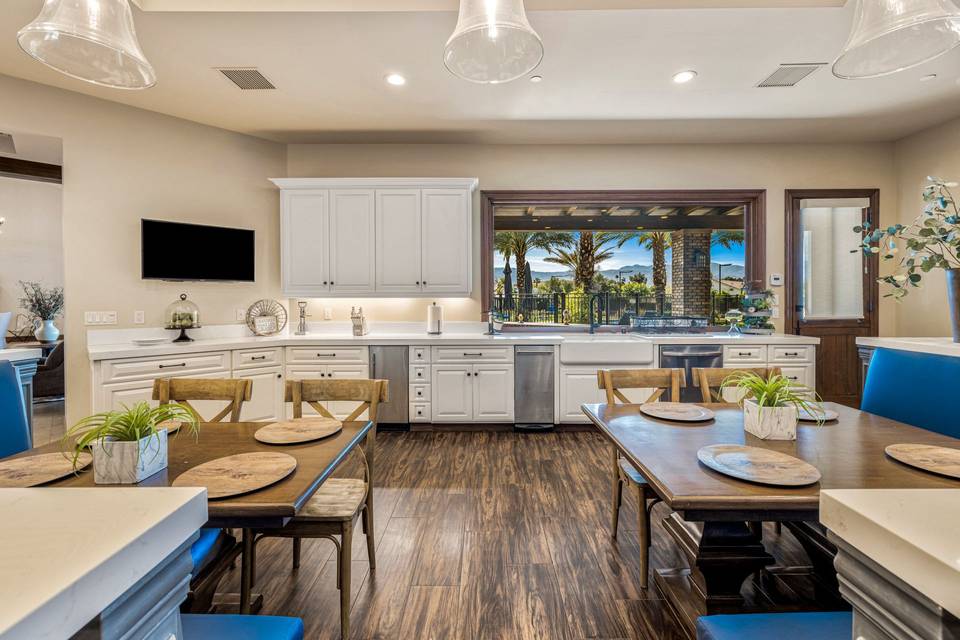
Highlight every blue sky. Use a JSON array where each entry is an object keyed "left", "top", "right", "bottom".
[{"left": 494, "top": 233, "right": 745, "bottom": 272}]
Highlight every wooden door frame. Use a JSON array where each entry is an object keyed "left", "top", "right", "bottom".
[
  {"left": 783, "top": 188, "right": 880, "bottom": 336},
  {"left": 480, "top": 189, "right": 767, "bottom": 317}
]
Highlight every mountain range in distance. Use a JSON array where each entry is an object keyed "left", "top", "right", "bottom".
[{"left": 493, "top": 262, "right": 745, "bottom": 283}]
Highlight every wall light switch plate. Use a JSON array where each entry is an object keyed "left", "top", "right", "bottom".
[
  {"left": 134, "top": 310, "right": 145, "bottom": 324},
  {"left": 84, "top": 311, "right": 98, "bottom": 325},
  {"left": 236, "top": 308, "right": 246, "bottom": 322},
  {"left": 323, "top": 307, "right": 333, "bottom": 320},
  {"left": 103, "top": 311, "right": 118, "bottom": 325}
]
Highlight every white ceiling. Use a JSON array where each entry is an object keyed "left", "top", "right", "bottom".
[{"left": 2, "top": 0, "right": 960, "bottom": 144}]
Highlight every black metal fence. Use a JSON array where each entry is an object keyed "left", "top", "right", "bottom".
[{"left": 492, "top": 292, "right": 743, "bottom": 325}]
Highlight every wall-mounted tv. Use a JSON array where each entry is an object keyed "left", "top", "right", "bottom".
[{"left": 141, "top": 219, "right": 255, "bottom": 282}]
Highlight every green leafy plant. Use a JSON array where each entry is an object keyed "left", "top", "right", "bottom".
[
  {"left": 854, "top": 177, "right": 960, "bottom": 299},
  {"left": 19, "top": 281, "right": 64, "bottom": 320},
  {"left": 720, "top": 371, "right": 824, "bottom": 420},
  {"left": 63, "top": 402, "right": 199, "bottom": 470}
]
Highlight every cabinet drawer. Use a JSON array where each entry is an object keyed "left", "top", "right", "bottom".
[
  {"left": 409, "top": 346, "right": 431, "bottom": 364},
  {"left": 410, "top": 402, "right": 431, "bottom": 423},
  {"left": 233, "top": 347, "right": 283, "bottom": 370},
  {"left": 432, "top": 346, "right": 513, "bottom": 363},
  {"left": 285, "top": 346, "right": 368, "bottom": 364},
  {"left": 410, "top": 383, "right": 431, "bottom": 401},
  {"left": 769, "top": 345, "right": 814, "bottom": 363},
  {"left": 410, "top": 364, "right": 430, "bottom": 382},
  {"left": 723, "top": 345, "right": 767, "bottom": 364},
  {"left": 780, "top": 365, "right": 813, "bottom": 388},
  {"left": 100, "top": 351, "right": 230, "bottom": 384}
]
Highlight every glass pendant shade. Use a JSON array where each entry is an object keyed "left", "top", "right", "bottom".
[
  {"left": 17, "top": 0, "right": 156, "bottom": 90},
  {"left": 444, "top": 0, "right": 543, "bottom": 84},
  {"left": 833, "top": 0, "right": 960, "bottom": 79}
]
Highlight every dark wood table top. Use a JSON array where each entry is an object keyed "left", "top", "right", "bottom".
[
  {"left": 583, "top": 402, "right": 960, "bottom": 520},
  {"left": 21, "top": 421, "right": 372, "bottom": 528}
]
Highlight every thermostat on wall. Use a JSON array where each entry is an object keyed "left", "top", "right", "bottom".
[{"left": 769, "top": 273, "right": 783, "bottom": 286}]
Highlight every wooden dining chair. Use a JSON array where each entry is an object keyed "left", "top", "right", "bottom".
[
  {"left": 598, "top": 368, "right": 683, "bottom": 588},
  {"left": 692, "top": 367, "right": 782, "bottom": 403},
  {"left": 256, "top": 378, "right": 388, "bottom": 640},
  {"left": 152, "top": 377, "right": 252, "bottom": 423}
]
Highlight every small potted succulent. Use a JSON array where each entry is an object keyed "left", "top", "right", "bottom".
[
  {"left": 19, "top": 281, "right": 64, "bottom": 343},
  {"left": 721, "top": 371, "right": 824, "bottom": 440},
  {"left": 64, "top": 402, "right": 198, "bottom": 484}
]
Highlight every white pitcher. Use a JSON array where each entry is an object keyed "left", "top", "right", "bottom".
[{"left": 34, "top": 318, "right": 60, "bottom": 343}]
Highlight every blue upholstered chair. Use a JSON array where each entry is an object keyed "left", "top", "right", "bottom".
[
  {"left": 696, "top": 611, "right": 852, "bottom": 640},
  {"left": 181, "top": 614, "right": 304, "bottom": 640},
  {"left": 0, "top": 361, "right": 31, "bottom": 459},
  {"left": 861, "top": 348, "right": 960, "bottom": 438}
]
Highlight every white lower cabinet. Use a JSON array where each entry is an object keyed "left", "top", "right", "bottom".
[
  {"left": 431, "top": 362, "right": 514, "bottom": 423},
  {"left": 236, "top": 367, "right": 285, "bottom": 422},
  {"left": 473, "top": 364, "right": 515, "bottom": 421},
  {"left": 99, "top": 370, "right": 233, "bottom": 420},
  {"left": 431, "top": 365, "right": 473, "bottom": 422},
  {"left": 559, "top": 368, "right": 605, "bottom": 423},
  {"left": 284, "top": 363, "right": 369, "bottom": 420}
]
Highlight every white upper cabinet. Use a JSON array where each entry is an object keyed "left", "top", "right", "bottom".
[
  {"left": 329, "top": 189, "right": 376, "bottom": 294},
  {"left": 281, "top": 190, "right": 329, "bottom": 297},
  {"left": 273, "top": 178, "right": 476, "bottom": 298},
  {"left": 376, "top": 189, "right": 422, "bottom": 293}
]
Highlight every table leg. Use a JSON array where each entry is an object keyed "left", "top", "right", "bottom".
[{"left": 240, "top": 527, "right": 254, "bottom": 615}]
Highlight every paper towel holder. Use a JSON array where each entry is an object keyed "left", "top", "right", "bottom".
[{"left": 427, "top": 301, "right": 444, "bottom": 335}]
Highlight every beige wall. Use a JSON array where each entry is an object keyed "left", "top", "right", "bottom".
[
  {"left": 288, "top": 142, "right": 899, "bottom": 334},
  {"left": 0, "top": 176, "right": 63, "bottom": 326},
  {"left": 0, "top": 74, "right": 286, "bottom": 423},
  {"left": 894, "top": 116, "right": 960, "bottom": 336}
]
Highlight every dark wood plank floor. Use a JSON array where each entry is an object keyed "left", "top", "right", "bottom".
[{"left": 219, "top": 430, "right": 805, "bottom": 639}]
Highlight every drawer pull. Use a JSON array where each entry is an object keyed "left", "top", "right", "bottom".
[
  {"left": 784, "top": 352, "right": 799, "bottom": 357},
  {"left": 463, "top": 352, "right": 483, "bottom": 357},
  {"left": 737, "top": 352, "right": 752, "bottom": 357},
  {"left": 158, "top": 362, "right": 186, "bottom": 369},
  {"left": 316, "top": 353, "right": 336, "bottom": 357},
  {"left": 251, "top": 355, "right": 267, "bottom": 361}
]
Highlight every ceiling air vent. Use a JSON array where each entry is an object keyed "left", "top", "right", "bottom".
[
  {"left": 0, "top": 133, "right": 15, "bottom": 154},
  {"left": 216, "top": 67, "right": 276, "bottom": 90},
  {"left": 756, "top": 63, "right": 826, "bottom": 88}
]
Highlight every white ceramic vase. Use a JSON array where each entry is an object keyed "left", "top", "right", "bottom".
[
  {"left": 92, "top": 430, "right": 168, "bottom": 484},
  {"left": 34, "top": 319, "right": 60, "bottom": 343},
  {"left": 743, "top": 398, "right": 798, "bottom": 440},
  {"left": 0, "top": 311, "right": 10, "bottom": 348}
]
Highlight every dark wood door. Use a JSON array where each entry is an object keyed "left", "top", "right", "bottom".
[{"left": 785, "top": 189, "right": 879, "bottom": 407}]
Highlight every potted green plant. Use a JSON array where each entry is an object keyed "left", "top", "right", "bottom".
[
  {"left": 64, "top": 402, "right": 198, "bottom": 484},
  {"left": 721, "top": 371, "right": 824, "bottom": 440},
  {"left": 855, "top": 177, "right": 960, "bottom": 341},
  {"left": 19, "top": 281, "right": 64, "bottom": 343}
]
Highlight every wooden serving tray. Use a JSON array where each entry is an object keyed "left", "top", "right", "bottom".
[
  {"left": 172, "top": 452, "right": 298, "bottom": 499},
  {"left": 886, "top": 443, "right": 960, "bottom": 480},
  {"left": 697, "top": 444, "right": 821, "bottom": 486},
  {"left": 254, "top": 418, "right": 342, "bottom": 445},
  {"left": 0, "top": 452, "right": 92, "bottom": 487}
]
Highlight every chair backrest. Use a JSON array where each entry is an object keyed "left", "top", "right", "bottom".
[
  {"left": 862, "top": 348, "right": 960, "bottom": 438},
  {"left": 152, "top": 377, "right": 252, "bottom": 422},
  {"left": 693, "top": 367, "right": 783, "bottom": 403},
  {"left": 596, "top": 368, "right": 684, "bottom": 404},
  {"left": 284, "top": 379, "right": 389, "bottom": 422},
  {"left": 0, "top": 361, "right": 31, "bottom": 458}
]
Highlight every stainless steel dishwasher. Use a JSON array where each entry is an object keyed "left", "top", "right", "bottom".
[
  {"left": 658, "top": 344, "right": 723, "bottom": 402},
  {"left": 514, "top": 345, "right": 555, "bottom": 430},
  {"left": 370, "top": 346, "right": 409, "bottom": 425}
]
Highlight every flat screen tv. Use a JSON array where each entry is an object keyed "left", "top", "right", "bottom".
[{"left": 141, "top": 219, "right": 255, "bottom": 282}]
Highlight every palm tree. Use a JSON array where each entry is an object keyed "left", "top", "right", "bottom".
[
  {"left": 634, "top": 232, "right": 671, "bottom": 304},
  {"left": 711, "top": 230, "right": 745, "bottom": 250},
  {"left": 544, "top": 232, "right": 632, "bottom": 290},
  {"left": 494, "top": 232, "right": 572, "bottom": 293}
]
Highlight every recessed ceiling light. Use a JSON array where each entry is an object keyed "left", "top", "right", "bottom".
[
  {"left": 545, "top": 226, "right": 552, "bottom": 229},
  {"left": 587, "top": 218, "right": 594, "bottom": 222},
  {"left": 672, "top": 70, "right": 697, "bottom": 84},
  {"left": 921, "top": 73, "right": 938, "bottom": 82},
  {"left": 532, "top": 218, "right": 539, "bottom": 222},
  {"left": 385, "top": 73, "right": 406, "bottom": 86},
  {"left": 530, "top": 75, "right": 543, "bottom": 83}
]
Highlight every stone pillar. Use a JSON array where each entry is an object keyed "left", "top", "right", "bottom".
[{"left": 671, "top": 229, "right": 712, "bottom": 317}]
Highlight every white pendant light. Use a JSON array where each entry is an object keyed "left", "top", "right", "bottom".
[
  {"left": 833, "top": 0, "right": 960, "bottom": 79},
  {"left": 444, "top": 0, "right": 543, "bottom": 84},
  {"left": 17, "top": 0, "right": 156, "bottom": 90}
]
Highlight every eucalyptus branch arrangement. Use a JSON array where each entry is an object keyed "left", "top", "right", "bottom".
[
  {"left": 19, "top": 281, "right": 64, "bottom": 320},
  {"left": 854, "top": 177, "right": 960, "bottom": 299}
]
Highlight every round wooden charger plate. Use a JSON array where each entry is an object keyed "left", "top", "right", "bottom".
[
  {"left": 0, "top": 452, "right": 92, "bottom": 487},
  {"left": 885, "top": 443, "right": 960, "bottom": 480},
  {"left": 798, "top": 407, "right": 839, "bottom": 422},
  {"left": 697, "top": 444, "right": 821, "bottom": 487},
  {"left": 173, "top": 452, "right": 297, "bottom": 499},
  {"left": 254, "top": 418, "right": 342, "bottom": 445},
  {"left": 639, "top": 402, "right": 715, "bottom": 422}
]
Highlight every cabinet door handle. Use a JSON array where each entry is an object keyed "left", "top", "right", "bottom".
[
  {"left": 159, "top": 362, "right": 186, "bottom": 369},
  {"left": 251, "top": 355, "right": 267, "bottom": 361},
  {"left": 276, "top": 373, "right": 282, "bottom": 379},
  {"left": 422, "top": 281, "right": 427, "bottom": 285},
  {"left": 330, "top": 281, "right": 335, "bottom": 285},
  {"left": 323, "top": 281, "right": 328, "bottom": 285},
  {"left": 416, "top": 281, "right": 420, "bottom": 285},
  {"left": 320, "top": 372, "right": 326, "bottom": 377},
  {"left": 463, "top": 352, "right": 483, "bottom": 357},
  {"left": 466, "top": 372, "right": 471, "bottom": 377}
]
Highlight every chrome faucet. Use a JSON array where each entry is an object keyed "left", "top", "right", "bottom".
[{"left": 295, "top": 301, "right": 310, "bottom": 335}]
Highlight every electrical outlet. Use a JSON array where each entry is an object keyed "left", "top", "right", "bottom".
[
  {"left": 323, "top": 307, "right": 333, "bottom": 321},
  {"left": 771, "top": 307, "right": 780, "bottom": 319},
  {"left": 236, "top": 308, "right": 246, "bottom": 322},
  {"left": 133, "top": 310, "right": 145, "bottom": 324}
]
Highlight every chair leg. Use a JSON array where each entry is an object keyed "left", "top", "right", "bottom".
[
  {"left": 340, "top": 521, "right": 353, "bottom": 640},
  {"left": 637, "top": 486, "right": 651, "bottom": 589},
  {"left": 362, "top": 503, "right": 376, "bottom": 571},
  {"left": 292, "top": 537, "right": 302, "bottom": 569},
  {"left": 611, "top": 449, "right": 623, "bottom": 539}
]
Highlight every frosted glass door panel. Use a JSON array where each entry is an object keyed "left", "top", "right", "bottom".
[{"left": 799, "top": 202, "right": 866, "bottom": 320}]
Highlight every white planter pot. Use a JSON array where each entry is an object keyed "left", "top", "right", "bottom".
[
  {"left": 33, "top": 319, "right": 60, "bottom": 343},
  {"left": 92, "top": 430, "right": 168, "bottom": 484},
  {"left": 743, "top": 399, "right": 798, "bottom": 441}
]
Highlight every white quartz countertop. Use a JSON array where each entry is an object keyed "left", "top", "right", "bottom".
[
  {"left": 0, "top": 487, "right": 207, "bottom": 640},
  {"left": 87, "top": 325, "right": 818, "bottom": 361},
  {"left": 0, "top": 348, "right": 42, "bottom": 363},
  {"left": 821, "top": 489, "right": 960, "bottom": 617},
  {"left": 857, "top": 336, "right": 960, "bottom": 357}
]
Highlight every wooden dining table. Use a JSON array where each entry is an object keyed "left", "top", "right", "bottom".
[
  {"left": 16, "top": 419, "right": 373, "bottom": 614},
  {"left": 582, "top": 401, "right": 960, "bottom": 637}
]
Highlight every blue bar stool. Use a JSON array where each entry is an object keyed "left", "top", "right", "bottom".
[
  {"left": 861, "top": 348, "right": 960, "bottom": 437},
  {"left": 181, "top": 614, "right": 304, "bottom": 640},
  {"left": 697, "top": 611, "right": 852, "bottom": 640},
  {"left": 0, "top": 361, "right": 30, "bottom": 459}
]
